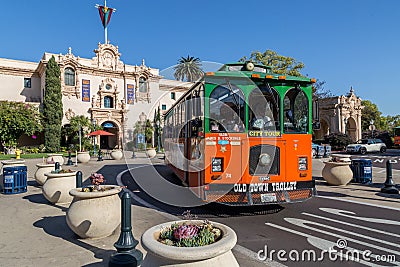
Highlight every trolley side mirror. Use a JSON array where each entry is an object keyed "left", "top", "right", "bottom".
[{"left": 312, "top": 98, "right": 320, "bottom": 130}]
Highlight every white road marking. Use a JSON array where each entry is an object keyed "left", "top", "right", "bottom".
[
  {"left": 320, "top": 208, "right": 400, "bottom": 225},
  {"left": 303, "top": 212, "right": 400, "bottom": 238},
  {"left": 283, "top": 217, "right": 400, "bottom": 256},
  {"left": 264, "top": 222, "right": 391, "bottom": 266},
  {"left": 316, "top": 196, "right": 400, "bottom": 211}
]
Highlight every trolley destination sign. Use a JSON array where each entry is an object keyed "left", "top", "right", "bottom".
[
  {"left": 248, "top": 130, "right": 281, "bottom": 137},
  {"left": 234, "top": 181, "right": 298, "bottom": 193}
]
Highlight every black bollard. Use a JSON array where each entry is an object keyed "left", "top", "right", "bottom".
[
  {"left": 97, "top": 150, "right": 103, "bottom": 161},
  {"left": 381, "top": 160, "right": 399, "bottom": 194},
  {"left": 66, "top": 151, "right": 74, "bottom": 166},
  {"left": 76, "top": 171, "right": 82, "bottom": 188},
  {"left": 109, "top": 191, "right": 143, "bottom": 267},
  {"left": 55, "top": 162, "right": 60, "bottom": 172}
]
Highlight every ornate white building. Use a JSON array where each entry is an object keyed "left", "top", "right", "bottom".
[
  {"left": 0, "top": 42, "right": 192, "bottom": 149},
  {"left": 314, "top": 88, "right": 363, "bottom": 141}
]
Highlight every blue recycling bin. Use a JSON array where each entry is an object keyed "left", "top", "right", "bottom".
[
  {"left": 2, "top": 166, "right": 27, "bottom": 194},
  {"left": 351, "top": 159, "right": 372, "bottom": 184}
]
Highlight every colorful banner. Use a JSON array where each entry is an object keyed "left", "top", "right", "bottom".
[
  {"left": 82, "top": 79, "right": 90, "bottom": 102},
  {"left": 127, "top": 84, "right": 135, "bottom": 104},
  {"left": 98, "top": 6, "right": 114, "bottom": 28}
]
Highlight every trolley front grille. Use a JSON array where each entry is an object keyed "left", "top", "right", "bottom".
[{"left": 249, "top": 144, "right": 280, "bottom": 175}]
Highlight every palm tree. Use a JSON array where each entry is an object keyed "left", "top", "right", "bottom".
[{"left": 173, "top": 56, "right": 204, "bottom": 82}]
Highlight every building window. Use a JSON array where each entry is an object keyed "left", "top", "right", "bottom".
[
  {"left": 139, "top": 77, "right": 147, "bottom": 93},
  {"left": 64, "top": 67, "right": 75, "bottom": 86},
  {"left": 104, "top": 96, "right": 113, "bottom": 108},
  {"left": 162, "top": 104, "right": 167, "bottom": 111},
  {"left": 171, "top": 92, "right": 176, "bottom": 100},
  {"left": 24, "top": 78, "right": 31, "bottom": 88}
]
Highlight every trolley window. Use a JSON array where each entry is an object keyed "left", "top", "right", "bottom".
[
  {"left": 283, "top": 87, "right": 309, "bottom": 133},
  {"left": 249, "top": 85, "right": 280, "bottom": 131},
  {"left": 209, "top": 83, "right": 245, "bottom": 132}
]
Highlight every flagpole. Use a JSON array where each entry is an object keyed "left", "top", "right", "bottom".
[{"left": 104, "top": 0, "right": 107, "bottom": 43}]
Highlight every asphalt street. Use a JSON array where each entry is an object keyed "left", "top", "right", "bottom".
[{"left": 122, "top": 158, "right": 400, "bottom": 266}]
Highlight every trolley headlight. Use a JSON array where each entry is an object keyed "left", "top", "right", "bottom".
[
  {"left": 298, "top": 157, "right": 307, "bottom": 171},
  {"left": 259, "top": 153, "right": 271, "bottom": 166},
  {"left": 211, "top": 157, "right": 223, "bottom": 172}
]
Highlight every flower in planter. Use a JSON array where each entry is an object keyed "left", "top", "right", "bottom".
[
  {"left": 51, "top": 169, "right": 74, "bottom": 174},
  {"left": 82, "top": 173, "right": 106, "bottom": 192},
  {"left": 158, "top": 211, "right": 222, "bottom": 247}
]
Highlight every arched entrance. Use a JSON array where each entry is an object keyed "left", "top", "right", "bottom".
[
  {"left": 346, "top": 117, "right": 358, "bottom": 142},
  {"left": 100, "top": 121, "right": 119, "bottom": 149}
]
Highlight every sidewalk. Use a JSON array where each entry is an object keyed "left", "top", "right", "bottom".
[
  {"left": 313, "top": 158, "right": 400, "bottom": 210},
  {"left": 0, "top": 154, "right": 263, "bottom": 267},
  {"left": 1, "top": 155, "right": 399, "bottom": 266}
]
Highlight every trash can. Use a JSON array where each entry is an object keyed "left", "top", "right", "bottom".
[
  {"left": 2, "top": 166, "right": 27, "bottom": 194},
  {"left": 351, "top": 159, "right": 372, "bottom": 184}
]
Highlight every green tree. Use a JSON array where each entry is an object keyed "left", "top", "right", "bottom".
[
  {"left": 43, "top": 56, "right": 63, "bottom": 152},
  {"left": 66, "top": 115, "right": 94, "bottom": 151},
  {"left": 241, "top": 49, "right": 333, "bottom": 98},
  {"left": 312, "top": 80, "right": 333, "bottom": 99},
  {"left": 0, "top": 101, "right": 43, "bottom": 152},
  {"left": 380, "top": 114, "right": 400, "bottom": 135},
  {"left": 144, "top": 119, "right": 154, "bottom": 147},
  {"left": 174, "top": 56, "right": 204, "bottom": 82},
  {"left": 361, "top": 100, "right": 382, "bottom": 131},
  {"left": 240, "top": 49, "right": 305, "bottom": 77}
]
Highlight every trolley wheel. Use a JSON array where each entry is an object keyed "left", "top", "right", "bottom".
[
  {"left": 360, "top": 147, "right": 367, "bottom": 155},
  {"left": 380, "top": 146, "right": 386, "bottom": 153}
]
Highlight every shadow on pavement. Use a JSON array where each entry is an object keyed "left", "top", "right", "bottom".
[
  {"left": 23, "top": 193, "right": 68, "bottom": 212},
  {"left": 123, "top": 164, "right": 285, "bottom": 218},
  {"left": 33, "top": 215, "right": 115, "bottom": 266}
]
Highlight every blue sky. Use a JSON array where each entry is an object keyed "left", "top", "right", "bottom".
[{"left": 1, "top": 0, "right": 398, "bottom": 115}]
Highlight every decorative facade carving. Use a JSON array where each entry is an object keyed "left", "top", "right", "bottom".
[
  {"left": 65, "top": 108, "right": 76, "bottom": 121},
  {"left": 57, "top": 52, "right": 81, "bottom": 99},
  {"left": 92, "top": 43, "right": 124, "bottom": 71}
]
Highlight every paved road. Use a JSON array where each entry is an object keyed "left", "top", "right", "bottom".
[
  {"left": 122, "top": 162, "right": 400, "bottom": 266},
  {"left": 334, "top": 149, "right": 400, "bottom": 170}
]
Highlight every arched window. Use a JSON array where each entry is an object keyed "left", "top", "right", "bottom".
[
  {"left": 283, "top": 87, "right": 309, "bottom": 133},
  {"left": 139, "top": 77, "right": 147, "bottom": 93},
  {"left": 209, "top": 82, "right": 245, "bottom": 132},
  {"left": 64, "top": 68, "right": 75, "bottom": 86},
  {"left": 104, "top": 96, "right": 113, "bottom": 108},
  {"left": 249, "top": 85, "right": 280, "bottom": 131}
]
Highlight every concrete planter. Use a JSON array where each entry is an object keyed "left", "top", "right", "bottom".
[
  {"left": 322, "top": 161, "right": 353, "bottom": 186},
  {"left": 146, "top": 148, "right": 157, "bottom": 158},
  {"left": 110, "top": 150, "right": 123, "bottom": 160},
  {"left": 66, "top": 186, "right": 122, "bottom": 239},
  {"left": 77, "top": 152, "right": 90, "bottom": 163},
  {"left": 141, "top": 220, "right": 239, "bottom": 267},
  {"left": 34, "top": 163, "right": 57, "bottom": 185},
  {"left": 47, "top": 154, "right": 65, "bottom": 165},
  {"left": 42, "top": 171, "right": 77, "bottom": 204}
]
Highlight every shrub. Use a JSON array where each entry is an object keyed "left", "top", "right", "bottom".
[{"left": 324, "top": 133, "right": 352, "bottom": 151}]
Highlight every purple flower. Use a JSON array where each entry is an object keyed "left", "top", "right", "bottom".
[
  {"left": 32, "top": 135, "right": 37, "bottom": 139},
  {"left": 173, "top": 224, "right": 199, "bottom": 240}
]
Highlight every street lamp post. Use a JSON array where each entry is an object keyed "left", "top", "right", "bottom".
[
  {"left": 370, "top": 120, "right": 375, "bottom": 138},
  {"left": 344, "top": 117, "right": 348, "bottom": 135},
  {"left": 79, "top": 125, "right": 82, "bottom": 152},
  {"left": 92, "top": 119, "right": 97, "bottom": 156},
  {"left": 156, "top": 120, "right": 161, "bottom": 153}
]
